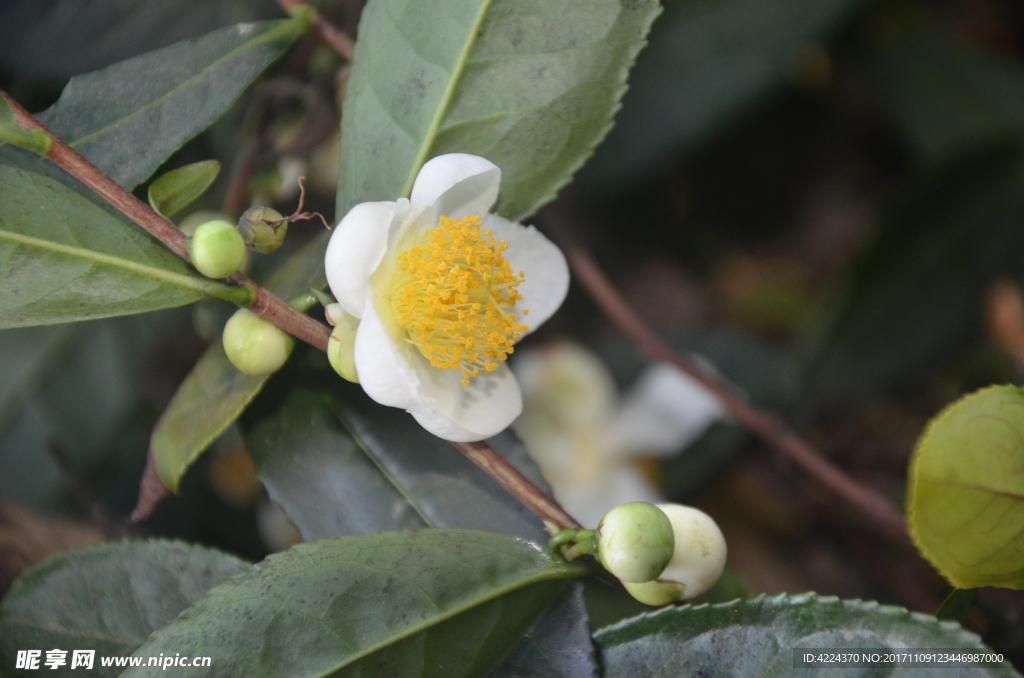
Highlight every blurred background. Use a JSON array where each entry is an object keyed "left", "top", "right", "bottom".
[{"left": 2, "top": 0, "right": 1024, "bottom": 664}]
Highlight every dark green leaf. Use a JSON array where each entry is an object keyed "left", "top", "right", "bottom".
[
  {"left": 248, "top": 387, "right": 550, "bottom": 542},
  {"left": 36, "top": 18, "right": 307, "bottom": 190},
  {"left": 0, "top": 0, "right": 282, "bottom": 80},
  {"left": 337, "top": 0, "right": 662, "bottom": 221},
  {"left": 802, "top": 156, "right": 1024, "bottom": 401},
  {"left": 148, "top": 160, "right": 221, "bottom": 217},
  {"left": 123, "top": 530, "right": 587, "bottom": 678},
  {"left": 594, "top": 593, "right": 1020, "bottom": 677},
  {"left": 908, "top": 386, "right": 1024, "bottom": 590},
  {"left": 489, "top": 582, "right": 597, "bottom": 678},
  {"left": 876, "top": 34, "right": 1024, "bottom": 167},
  {"left": 0, "top": 312, "right": 185, "bottom": 510},
  {"left": 148, "top": 231, "right": 330, "bottom": 493},
  {"left": 581, "top": 0, "right": 866, "bottom": 189},
  {"left": 0, "top": 540, "right": 249, "bottom": 678},
  {"left": 0, "top": 95, "right": 52, "bottom": 155},
  {"left": 0, "top": 146, "right": 236, "bottom": 329}
]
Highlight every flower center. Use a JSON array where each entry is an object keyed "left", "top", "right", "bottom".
[{"left": 390, "top": 215, "right": 530, "bottom": 385}]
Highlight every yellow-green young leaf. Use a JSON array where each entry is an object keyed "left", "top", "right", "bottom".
[
  {"left": 148, "top": 160, "right": 221, "bottom": 217},
  {"left": 908, "top": 385, "right": 1024, "bottom": 589},
  {"left": 0, "top": 95, "right": 52, "bottom": 156}
]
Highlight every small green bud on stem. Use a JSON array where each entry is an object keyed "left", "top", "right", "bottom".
[
  {"left": 597, "top": 502, "right": 675, "bottom": 583},
  {"left": 223, "top": 309, "right": 295, "bottom": 376},
  {"left": 238, "top": 206, "right": 288, "bottom": 254},
  {"left": 623, "top": 504, "right": 727, "bottom": 605},
  {"left": 326, "top": 304, "right": 360, "bottom": 383},
  {"left": 189, "top": 219, "right": 246, "bottom": 279}
]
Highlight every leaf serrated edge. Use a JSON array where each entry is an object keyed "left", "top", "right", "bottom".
[
  {"left": 906, "top": 384, "right": 1024, "bottom": 589},
  {"left": 592, "top": 592, "right": 998, "bottom": 652}
]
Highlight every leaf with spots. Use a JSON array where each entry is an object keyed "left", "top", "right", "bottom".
[
  {"left": 337, "top": 0, "right": 662, "bottom": 221},
  {"left": 0, "top": 540, "right": 249, "bottom": 678},
  {"left": 595, "top": 593, "right": 1020, "bottom": 677},
  {"left": 0, "top": 146, "right": 239, "bottom": 329},
  {"left": 121, "top": 529, "right": 591, "bottom": 678}
]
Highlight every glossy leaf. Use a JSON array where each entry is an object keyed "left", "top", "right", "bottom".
[
  {"left": 0, "top": 540, "right": 249, "bottom": 678},
  {"left": 123, "top": 530, "right": 588, "bottom": 678},
  {"left": 908, "top": 385, "right": 1024, "bottom": 590},
  {"left": 0, "top": 312, "right": 186, "bottom": 510},
  {"left": 580, "top": 0, "right": 866, "bottom": 189},
  {"left": 148, "top": 231, "right": 329, "bottom": 493},
  {"left": 877, "top": 34, "right": 1024, "bottom": 167},
  {"left": 489, "top": 582, "right": 596, "bottom": 678},
  {"left": 595, "top": 593, "right": 1019, "bottom": 677},
  {"left": 248, "top": 387, "right": 549, "bottom": 542},
  {"left": 337, "top": 0, "right": 662, "bottom": 221},
  {"left": 36, "top": 18, "right": 307, "bottom": 190},
  {"left": 148, "top": 160, "right": 221, "bottom": 217},
  {"left": 0, "top": 146, "right": 234, "bottom": 329}
]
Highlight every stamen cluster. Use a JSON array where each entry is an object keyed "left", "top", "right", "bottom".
[{"left": 390, "top": 215, "right": 529, "bottom": 385}]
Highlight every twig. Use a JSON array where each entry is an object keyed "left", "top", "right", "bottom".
[
  {"left": 275, "top": 0, "right": 355, "bottom": 61},
  {"left": 565, "top": 245, "right": 911, "bottom": 544},
  {"left": 4, "top": 90, "right": 577, "bottom": 535},
  {"left": 2, "top": 91, "right": 331, "bottom": 353},
  {"left": 454, "top": 442, "right": 582, "bottom": 531}
]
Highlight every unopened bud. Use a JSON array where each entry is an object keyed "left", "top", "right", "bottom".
[
  {"left": 238, "top": 206, "right": 287, "bottom": 254},
  {"left": 222, "top": 309, "right": 294, "bottom": 376},
  {"left": 190, "top": 219, "right": 246, "bottom": 279},
  {"left": 597, "top": 502, "right": 675, "bottom": 583},
  {"left": 623, "top": 504, "right": 727, "bottom": 605},
  {"left": 326, "top": 304, "right": 359, "bottom": 383}
]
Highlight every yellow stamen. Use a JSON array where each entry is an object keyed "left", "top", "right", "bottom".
[{"left": 390, "top": 215, "right": 529, "bottom": 384}]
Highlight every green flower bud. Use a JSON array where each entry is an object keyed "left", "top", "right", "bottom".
[
  {"left": 597, "top": 502, "right": 675, "bottom": 583},
  {"left": 623, "top": 504, "right": 727, "bottom": 606},
  {"left": 222, "top": 309, "right": 294, "bottom": 376},
  {"left": 238, "top": 206, "right": 287, "bottom": 254},
  {"left": 190, "top": 219, "right": 246, "bottom": 279},
  {"left": 326, "top": 304, "right": 359, "bottom": 383}
]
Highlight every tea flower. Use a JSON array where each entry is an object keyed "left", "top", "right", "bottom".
[{"left": 325, "top": 154, "right": 569, "bottom": 441}]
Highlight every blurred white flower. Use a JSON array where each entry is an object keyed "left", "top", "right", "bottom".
[
  {"left": 325, "top": 154, "right": 569, "bottom": 441},
  {"left": 513, "top": 342, "right": 727, "bottom": 527}
]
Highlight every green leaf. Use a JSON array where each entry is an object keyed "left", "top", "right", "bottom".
[
  {"left": 580, "top": 0, "right": 866, "bottom": 189},
  {"left": 0, "top": 146, "right": 246, "bottom": 329},
  {"left": 248, "top": 387, "right": 550, "bottom": 542},
  {"left": 123, "top": 530, "right": 587, "bottom": 678},
  {"left": 876, "top": 33, "right": 1024, "bottom": 168},
  {"left": 148, "top": 231, "right": 330, "bottom": 493},
  {"left": 0, "top": 313, "right": 186, "bottom": 510},
  {"left": 908, "top": 385, "right": 1024, "bottom": 590},
  {"left": 594, "top": 593, "right": 1020, "bottom": 677},
  {"left": 36, "top": 18, "right": 307, "bottom": 190},
  {"left": 489, "top": 582, "right": 596, "bottom": 678},
  {"left": 0, "top": 540, "right": 249, "bottom": 678},
  {"left": 148, "top": 160, "right": 221, "bottom": 217},
  {"left": 802, "top": 154, "right": 1024, "bottom": 401},
  {"left": 0, "top": 95, "right": 52, "bottom": 155},
  {"left": 337, "top": 0, "right": 662, "bottom": 221}
]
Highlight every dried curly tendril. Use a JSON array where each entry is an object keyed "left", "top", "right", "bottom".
[{"left": 390, "top": 215, "right": 529, "bottom": 385}]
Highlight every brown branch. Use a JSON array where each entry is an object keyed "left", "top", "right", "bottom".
[
  {"left": 566, "top": 246, "right": 911, "bottom": 545},
  {"left": 276, "top": 0, "right": 355, "bottom": 61},
  {"left": 3, "top": 91, "right": 331, "bottom": 352},
  {"left": 454, "top": 441, "right": 582, "bottom": 531}
]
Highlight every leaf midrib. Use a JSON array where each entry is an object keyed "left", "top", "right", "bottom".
[
  {"left": 399, "top": 0, "right": 496, "bottom": 198},
  {"left": 63, "top": 20, "right": 297, "bottom": 150}
]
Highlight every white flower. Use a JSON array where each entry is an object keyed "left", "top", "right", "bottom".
[
  {"left": 512, "top": 341, "right": 727, "bottom": 527},
  {"left": 324, "top": 154, "right": 569, "bottom": 442}
]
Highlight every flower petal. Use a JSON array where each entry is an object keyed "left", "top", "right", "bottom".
[
  {"left": 483, "top": 213, "right": 569, "bottom": 333},
  {"left": 325, "top": 200, "right": 408, "bottom": 317},
  {"left": 410, "top": 154, "right": 500, "bottom": 222},
  {"left": 353, "top": 294, "right": 423, "bottom": 411},
  {"left": 410, "top": 357, "right": 523, "bottom": 442}
]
